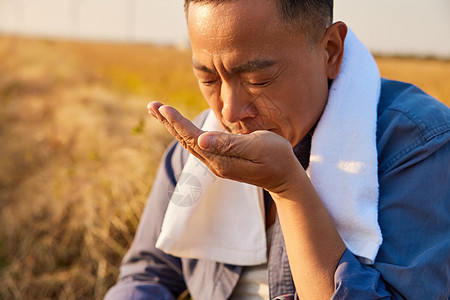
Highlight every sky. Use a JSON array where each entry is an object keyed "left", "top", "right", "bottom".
[{"left": 0, "top": 0, "right": 449, "bottom": 58}]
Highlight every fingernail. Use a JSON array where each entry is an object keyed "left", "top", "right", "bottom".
[{"left": 158, "top": 106, "right": 167, "bottom": 118}]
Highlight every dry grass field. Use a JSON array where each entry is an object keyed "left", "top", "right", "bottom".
[{"left": 0, "top": 35, "right": 449, "bottom": 300}]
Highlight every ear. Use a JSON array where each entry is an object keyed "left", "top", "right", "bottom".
[{"left": 323, "top": 22, "right": 347, "bottom": 80}]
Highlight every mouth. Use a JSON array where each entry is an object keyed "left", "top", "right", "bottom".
[
  {"left": 237, "top": 130, "right": 253, "bottom": 135},
  {"left": 221, "top": 118, "right": 277, "bottom": 135},
  {"left": 226, "top": 126, "right": 277, "bottom": 135}
]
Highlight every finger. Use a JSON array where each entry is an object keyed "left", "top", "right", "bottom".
[
  {"left": 148, "top": 102, "right": 186, "bottom": 145},
  {"left": 159, "top": 105, "right": 204, "bottom": 139},
  {"left": 158, "top": 105, "right": 206, "bottom": 150},
  {"left": 151, "top": 104, "right": 218, "bottom": 167},
  {"left": 147, "top": 102, "right": 196, "bottom": 150},
  {"left": 147, "top": 101, "right": 164, "bottom": 119},
  {"left": 148, "top": 103, "right": 245, "bottom": 177}
]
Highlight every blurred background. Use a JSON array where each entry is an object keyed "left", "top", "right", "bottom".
[{"left": 0, "top": 0, "right": 449, "bottom": 299}]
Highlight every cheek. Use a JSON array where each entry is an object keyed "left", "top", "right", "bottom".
[
  {"left": 199, "top": 85, "right": 223, "bottom": 114},
  {"left": 274, "top": 75, "right": 328, "bottom": 144}
]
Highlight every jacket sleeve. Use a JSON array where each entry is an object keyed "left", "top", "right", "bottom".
[
  {"left": 104, "top": 141, "right": 189, "bottom": 300},
  {"left": 331, "top": 92, "right": 450, "bottom": 299}
]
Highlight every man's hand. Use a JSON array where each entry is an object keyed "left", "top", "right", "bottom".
[
  {"left": 148, "top": 101, "right": 347, "bottom": 299},
  {"left": 147, "top": 101, "right": 303, "bottom": 194}
]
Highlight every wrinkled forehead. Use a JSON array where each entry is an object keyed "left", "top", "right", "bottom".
[{"left": 187, "top": 0, "right": 297, "bottom": 56}]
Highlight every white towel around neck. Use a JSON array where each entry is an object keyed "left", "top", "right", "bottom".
[{"left": 156, "top": 29, "right": 383, "bottom": 265}]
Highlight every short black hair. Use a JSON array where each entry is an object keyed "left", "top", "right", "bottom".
[{"left": 184, "top": 0, "right": 333, "bottom": 43}]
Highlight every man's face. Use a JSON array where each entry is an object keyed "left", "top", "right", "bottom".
[{"left": 188, "top": 0, "right": 331, "bottom": 146}]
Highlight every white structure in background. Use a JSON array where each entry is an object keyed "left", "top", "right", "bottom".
[
  {"left": 335, "top": 0, "right": 450, "bottom": 58},
  {"left": 0, "top": 0, "right": 449, "bottom": 58},
  {"left": 0, "top": 0, "right": 189, "bottom": 46}
]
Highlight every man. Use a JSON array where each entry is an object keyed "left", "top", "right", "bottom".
[{"left": 105, "top": 0, "right": 450, "bottom": 299}]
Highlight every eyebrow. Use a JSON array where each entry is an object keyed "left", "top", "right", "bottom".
[{"left": 192, "top": 59, "right": 277, "bottom": 75}]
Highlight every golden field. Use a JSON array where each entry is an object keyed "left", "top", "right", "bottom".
[{"left": 0, "top": 36, "right": 449, "bottom": 299}]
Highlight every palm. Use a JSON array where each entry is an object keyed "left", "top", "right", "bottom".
[{"left": 147, "top": 101, "right": 301, "bottom": 193}]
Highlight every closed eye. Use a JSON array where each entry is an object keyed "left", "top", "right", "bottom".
[
  {"left": 246, "top": 80, "right": 272, "bottom": 87},
  {"left": 201, "top": 79, "right": 219, "bottom": 86},
  {"left": 250, "top": 81, "right": 270, "bottom": 86}
]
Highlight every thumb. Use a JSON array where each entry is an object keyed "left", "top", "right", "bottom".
[
  {"left": 198, "top": 131, "right": 249, "bottom": 157},
  {"left": 197, "top": 131, "right": 217, "bottom": 150}
]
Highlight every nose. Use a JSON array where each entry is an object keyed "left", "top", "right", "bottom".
[{"left": 220, "top": 81, "right": 256, "bottom": 124}]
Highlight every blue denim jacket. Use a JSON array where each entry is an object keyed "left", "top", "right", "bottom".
[{"left": 105, "top": 79, "right": 450, "bottom": 300}]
